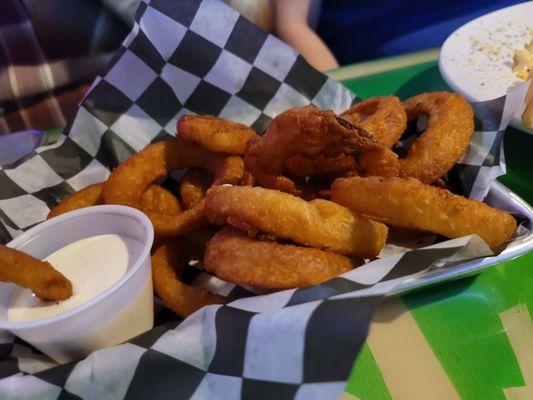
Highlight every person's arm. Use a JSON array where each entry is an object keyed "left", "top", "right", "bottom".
[{"left": 272, "top": 0, "right": 338, "bottom": 71}]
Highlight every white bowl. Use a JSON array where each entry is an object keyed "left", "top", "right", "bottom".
[
  {"left": 439, "top": 2, "right": 533, "bottom": 133},
  {"left": 1, "top": 205, "right": 154, "bottom": 363}
]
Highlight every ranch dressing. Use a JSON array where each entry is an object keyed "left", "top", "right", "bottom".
[{"left": 8, "top": 234, "right": 144, "bottom": 322}]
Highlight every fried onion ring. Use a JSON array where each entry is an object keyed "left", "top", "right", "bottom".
[
  {"left": 244, "top": 106, "right": 399, "bottom": 195},
  {"left": 284, "top": 153, "right": 358, "bottom": 178},
  {"left": 340, "top": 96, "right": 407, "bottom": 148},
  {"left": 178, "top": 115, "right": 257, "bottom": 155},
  {"left": 204, "top": 227, "right": 356, "bottom": 289},
  {"left": 331, "top": 176, "right": 517, "bottom": 248},
  {"left": 141, "top": 185, "right": 182, "bottom": 214},
  {"left": 103, "top": 138, "right": 243, "bottom": 236},
  {"left": 179, "top": 168, "right": 212, "bottom": 209},
  {"left": 240, "top": 170, "right": 256, "bottom": 186},
  {"left": 0, "top": 245, "right": 72, "bottom": 301},
  {"left": 205, "top": 185, "right": 388, "bottom": 258},
  {"left": 48, "top": 183, "right": 105, "bottom": 219},
  {"left": 152, "top": 242, "right": 226, "bottom": 318},
  {"left": 399, "top": 92, "right": 474, "bottom": 184},
  {"left": 48, "top": 182, "right": 182, "bottom": 219}
]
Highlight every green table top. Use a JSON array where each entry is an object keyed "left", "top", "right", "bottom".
[
  {"left": 330, "top": 54, "right": 533, "bottom": 204},
  {"left": 332, "top": 52, "right": 533, "bottom": 399}
]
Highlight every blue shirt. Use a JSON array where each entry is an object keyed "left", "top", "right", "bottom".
[{"left": 317, "top": 0, "right": 527, "bottom": 64}]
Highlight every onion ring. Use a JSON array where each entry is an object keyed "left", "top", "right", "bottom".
[
  {"left": 0, "top": 245, "right": 72, "bottom": 301},
  {"left": 178, "top": 115, "right": 256, "bottom": 155},
  {"left": 48, "top": 182, "right": 182, "bottom": 219},
  {"left": 284, "top": 153, "right": 358, "bottom": 178},
  {"left": 204, "top": 227, "right": 356, "bottom": 289},
  {"left": 179, "top": 168, "right": 212, "bottom": 209},
  {"left": 341, "top": 96, "right": 407, "bottom": 148},
  {"left": 48, "top": 183, "right": 105, "bottom": 219},
  {"left": 152, "top": 242, "right": 226, "bottom": 318},
  {"left": 103, "top": 138, "right": 243, "bottom": 236},
  {"left": 140, "top": 185, "right": 182, "bottom": 214},
  {"left": 240, "top": 170, "right": 256, "bottom": 186},
  {"left": 331, "top": 176, "right": 517, "bottom": 248},
  {"left": 244, "top": 106, "right": 399, "bottom": 195},
  {"left": 399, "top": 92, "right": 474, "bottom": 184},
  {"left": 205, "top": 185, "right": 388, "bottom": 258}
]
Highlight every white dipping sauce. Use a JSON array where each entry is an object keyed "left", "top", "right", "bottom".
[{"left": 8, "top": 234, "right": 144, "bottom": 322}]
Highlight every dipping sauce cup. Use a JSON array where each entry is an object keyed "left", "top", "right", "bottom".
[{"left": 0, "top": 205, "right": 154, "bottom": 363}]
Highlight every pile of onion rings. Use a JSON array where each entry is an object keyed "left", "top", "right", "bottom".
[{"left": 40, "top": 93, "right": 515, "bottom": 318}]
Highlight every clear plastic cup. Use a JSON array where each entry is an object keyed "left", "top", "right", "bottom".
[
  {"left": 0, "top": 130, "right": 45, "bottom": 166},
  {"left": 0, "top": 205, "right": 154, "bottom": 363}
]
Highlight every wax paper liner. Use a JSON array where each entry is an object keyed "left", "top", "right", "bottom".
[{"left": 0, "top": 1, "right": 528, "bottom": 399}]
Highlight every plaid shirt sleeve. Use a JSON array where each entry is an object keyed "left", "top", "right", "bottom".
[{"left": 0, "top": 0, "right": 131, "bottom": 134}]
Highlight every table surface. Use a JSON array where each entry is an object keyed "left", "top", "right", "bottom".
[{"left": 330, "top": 50, "right": 533, "bottom": 400}]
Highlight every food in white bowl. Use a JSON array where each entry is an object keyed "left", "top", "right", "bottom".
[
  {"left": 7, "top": 234, "right": 144, "bottom": 322},
  {"left": 513, "top": 38, "right": 532, "bottom": 81},
  {"left": 439, "top": 2, "right": 533, "bottom": 132}
]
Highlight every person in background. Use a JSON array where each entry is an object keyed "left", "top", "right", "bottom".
[
  {"left": 225, "top": 0, "right": 339, "bottom": 71},
  {"left": 0, "top": 0, "right": 336, "bottom": 135},
  {"left": 0, "top": 0, "right": 526, "bottom": 134},
  {"left": 0, "top": 0, "right": 129, "bottom": 134}
]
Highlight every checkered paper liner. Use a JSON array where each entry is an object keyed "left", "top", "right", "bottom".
[
  {"left": 0, "top": 235, "right": 520, "bottom": 400},
  {"left": 0, "top": 0, "right": 528, "bottom": 399}
]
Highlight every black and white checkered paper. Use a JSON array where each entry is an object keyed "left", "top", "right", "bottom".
[{"left": 0, "top": 1, "right": 527, "bottom": 399}]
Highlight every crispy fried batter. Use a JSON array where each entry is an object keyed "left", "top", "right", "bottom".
[
  {"left": 103, "top": 138, "right": 243, "bottom": 236},
  {"left": 205, "top": 185, "right": 388, "bottom": 258},
  {"left": 331, "top": 176, "right": 517, "bottom": 248},
  {"left": 284, "top": 153, "right": 358, "bottom": 178},
  {"left": 141, "top": 185, "right": 182, "bottom": 214},
  {"left": 341, "top": 96, "right": 407, "bottom": 148},
  {"left": 144, "top": 199, "right": 208, "bottom": 238},
  {"left": 48, "top": 183, "right": 182, "bottom": 219},
  {"left": 152, "top": 242, "right": 226, "bottom": 318},
  {"left": 205, "top": 227, "right": 356, "bottom": 289},
  {"left": 178, "top": 115, "right": 257, "bottom": 155},
  {"left": 400, "top": 92, "right": 474, "bottom": 184},
  {"left": 358, "top": 147, "right": 402, "bottom": 178},
  {"left": 48, "top": 183, "right": 105, "bottom": 219},
  {"left": 0, "top": 245, "right": 72, "bottom": 301},
  {"left": 180, "top": 168, "right": 212, "bottom": 209},
  {"left": 240, "top": 170, "right": 256, "bottom": 186},
  {"left": 243, "top": 106, "right": 399, "bottom": 195}
]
